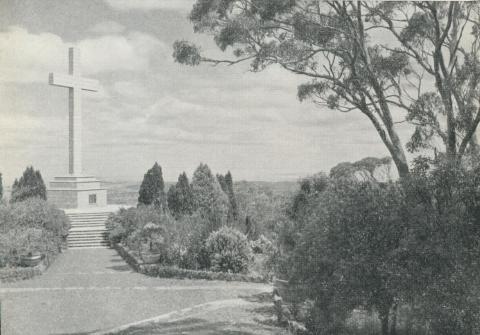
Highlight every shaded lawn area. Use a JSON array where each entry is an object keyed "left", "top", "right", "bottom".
[{"left": 105, "top": 293, "right": 288, "bottom": 335}]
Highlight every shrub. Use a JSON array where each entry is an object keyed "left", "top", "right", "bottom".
[
  {"left": 205, "top": 227, "right": 251, "bottom": 273},
  {"left": 0, "top": 198, "right": 69, "bottom": 267},
  {"left": 250, "top": 234, "right": 274, "bottom": 254},
  {"left": 106, "top": 206, "right": 166, "bottom": 245}
]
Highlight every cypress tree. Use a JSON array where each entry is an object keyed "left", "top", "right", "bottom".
[
  {"left": 10, "top": 166, "right": 47, "bottom": 203},
  {"left": 217, "top": 171, "right": 239, "bottom": 221},
  {"left": 138, "top": 162, "right": 166, "bottom": 209},
  {"left": 167, "top": 172, "right": 194, "bottom": 217},
  {"left": 191, "top": 163, "right": 229, "bottom": 231},
  {"left": 224, "top": 171, "right": 238, "bottom": 220}
]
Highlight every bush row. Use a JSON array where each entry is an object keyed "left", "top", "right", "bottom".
[
  {"left": 106, "top": 205, "right": 274, "bottom": 275},
  {"left": 113, "top": 242, "right": 266, "bottom": 283}
]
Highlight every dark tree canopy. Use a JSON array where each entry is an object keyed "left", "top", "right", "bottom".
[
  {"left": 138, "top": 162, "right": 166, "bottom": 209},
  {"left": 10, "top": 166, "right": 47, "bottom": 203},
  {"left": 167, "top": 172, "right": 195, "bottom": 217},
  {"left": 174, "top": 1, "right": 480, "bottom": 177},
  {"left": 217, "top": 171, "right": 239, "bottom": 221}
]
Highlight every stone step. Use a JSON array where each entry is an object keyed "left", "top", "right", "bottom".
[
  {"left": 65, "top": 210, "right": 113, "bottom": 249},
  {"left": 68, "top": 234, "right": 107, "bottom": 239},
  {"left": 69, "top": 217, "right": 109, "bottom": 221},
  {"left": 70, "top": 225, "right": 108, "bottom": 231},
  {"left": 70, "top": 222, "right": 106, "bottom": 227},
  {"left": 67, "top": 239, "right": 108, "bottom": 245},
  {"left": 67, "top": 215, "right": 110, "bottom": 220},
  {"left": 68, "top": 243, "right": 110, "bottom": 249}
]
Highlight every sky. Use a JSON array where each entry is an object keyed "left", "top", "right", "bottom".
[{"left": 0, "top": 0, "right": 414, "bottom": 186}]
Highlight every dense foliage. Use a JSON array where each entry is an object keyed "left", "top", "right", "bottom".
[
  {"left": 281, "top": 160, "right": 480, "bottom": 335},
  {"left": 191, "top": 163, "right": 229, "bottom": 232},
  {"left": 138, "top": 162, "right": 166, "bottom": 209},
  {"left": 217, "top": 171, "right": 239, "bottom": 222},
  {"left": 10, "top": 166, "right": 47, "bottom": 203},
  {"left": 205, "top": 226, "right": 252, "bottom": 273},
  {"left": 167, "top": 172, "right": 195, "bottom": 218},
  {"left": 0, "top": 198, "right": 70, "bottom": 267}
]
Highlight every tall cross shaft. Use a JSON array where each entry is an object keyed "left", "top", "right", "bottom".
[{"left": 49, "top": 48, "right": 99, "bottom": 175}]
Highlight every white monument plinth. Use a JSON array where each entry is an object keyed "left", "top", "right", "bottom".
[{"left": 47, "top": 48, "right": 107, "bottom": 209}]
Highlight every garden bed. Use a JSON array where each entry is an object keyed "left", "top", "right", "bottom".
[
  {"left": 0, "top": 253, "right": 55, "bottom": 283},
  {"left": 113, "top": 242, "right": 267, "bottom": 283}
]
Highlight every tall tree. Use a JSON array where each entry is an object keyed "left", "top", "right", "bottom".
[
  {"left": 0, "top": 172, "right": 3, "bottom": 200},
  {"left": 368, "top": 2, "right": 480, "bottom": 161},
  {"left": 191, "top": 163, "right": 229, "bottom": 231},
  {"left": 138, "top": 162, "right": 166, "bottom": 209},
  {"left": 167, "top": 172, "right": 195, "bottom": 217},
  {"left": 217, "top": 171, "right": 239, "bottom": 221},
  {"left": 173, "top": 1, "right": 480, "bottom": 176},
  {"left": 10, "top": 166, "right": 47, "bottom": 203}
]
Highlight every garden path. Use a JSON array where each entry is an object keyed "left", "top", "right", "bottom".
[{"left": 0, "top": 248, "right": 273, "bottom": 335}]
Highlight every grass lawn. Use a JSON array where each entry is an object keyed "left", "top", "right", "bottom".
[{"left": 106, "top": 293, "right": 288, "bottom": 335}]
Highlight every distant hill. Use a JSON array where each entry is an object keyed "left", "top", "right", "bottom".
[{"left": 104, "top": 180, "right": 299, "bottom": 207}]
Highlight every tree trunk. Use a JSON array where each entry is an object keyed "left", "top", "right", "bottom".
[
  {"left": 390, "top": 303, "right": 398, "bottom": 335},
  {"left": 380, "top": 312, "right": 390, "bottom": 335}
]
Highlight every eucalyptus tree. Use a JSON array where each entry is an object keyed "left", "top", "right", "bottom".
[{"left": 173, "top": 1, "right": 480, "bottom": 176}]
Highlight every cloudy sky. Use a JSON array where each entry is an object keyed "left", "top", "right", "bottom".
[{"left": 0, "top": 0, "right": 413, "bottom": 186}]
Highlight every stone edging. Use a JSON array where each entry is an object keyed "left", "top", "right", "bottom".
[
  {"left": 0, "top": 254, "right": 55, "bottom": 283},
  {"left": 113, "top": 243, "right": 267, "bottom": 283}
]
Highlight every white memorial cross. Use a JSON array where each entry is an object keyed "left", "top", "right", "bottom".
[{"left": 49, "top": 47, "right": 99, "bottom": 175}]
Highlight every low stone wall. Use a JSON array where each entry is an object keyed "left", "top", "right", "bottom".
[
  {"left": 0, "top": 254, "right": 54, "bottom": 283},
  {"left": 113, "top": 243, "right": 267, "bottom": 283}
]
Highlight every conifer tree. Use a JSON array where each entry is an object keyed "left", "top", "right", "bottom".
[
  {"left": 224, "top": 171, "right": 238, "bottom": 220},
  {"left": 167, "top": 172, "right": 194, "bottom": 217},
  {"left": 10, "top": 166, "right": 47, "bottom": 203},
  {"left": 192, "top": 163, "right": 229, "bottom": 231},
  {"left": 217, "top": 171, "right": 239, "bottom": 221},
  {"left": 138, "top": 162, "right": 166, "bottom": 209}
]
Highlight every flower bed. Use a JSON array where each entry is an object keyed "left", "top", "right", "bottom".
[
  {"left": 0, "top": 253, "right": 55, "bottom": 283},
  {"left": 0, "top": 198, "right": 69, "bottom": 282},
  {"left": 113, "top": 242, "right": 266, "bottom": 283}
]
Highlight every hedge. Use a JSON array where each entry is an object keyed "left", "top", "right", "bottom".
[{"left": 113, "top": 243, "right": 267, "bottom": 283}]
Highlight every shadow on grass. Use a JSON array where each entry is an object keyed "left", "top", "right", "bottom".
[
  {"left": 53, "top": 318, "right": 276, "bottom": 335},
  {"left": 108, "top": 317, "right": 274, "bottom": 335},
  {"left": 106, "top": 264, "right": 132, "bottom": 272}
]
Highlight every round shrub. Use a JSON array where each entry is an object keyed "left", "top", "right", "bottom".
[{"left": 205, "top": 227, "right": 252, "bottom": 273}]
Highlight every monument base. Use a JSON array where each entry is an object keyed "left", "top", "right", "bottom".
[{"left": 47, "top": 175, "right": 107, "bottom": 209}]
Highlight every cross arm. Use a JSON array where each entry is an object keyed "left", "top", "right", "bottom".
[{"left": 49, "top": 73, "right": 100, "bottom": 92}]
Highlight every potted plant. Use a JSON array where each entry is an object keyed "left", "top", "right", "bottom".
[
  {"left": 139, "top": 222, "right": 165, "bottom": 264},
  {"left": 21, "top": 228, "right": 44, "bottom": 267}
]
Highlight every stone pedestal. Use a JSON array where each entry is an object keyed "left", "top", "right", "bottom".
[{"left": 47, "top": 176, "right": 107, "bottom": 209}]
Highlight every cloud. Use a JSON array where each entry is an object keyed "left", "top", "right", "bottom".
[
  {"left": 78, "top": 32, "right": 166, "bottom": 74},
  {"left": 104, "top": 0, "right": 194, "bottom": 11},
  {"left": 0, "top": 26, "right": 167, "bottom": 83},
  {"left": 0, "top": 26, "right": 66, "bottom": 83},
  {"left": 113, "top": 81, "right": 149, "bottom": 99},
  {"left": 89, "top": 21, "right": 126, "bottom": 34}
]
